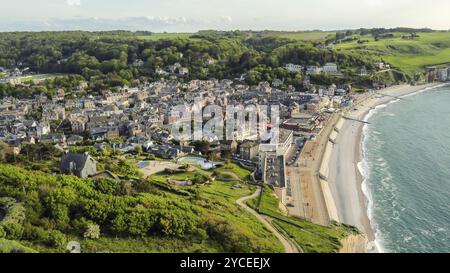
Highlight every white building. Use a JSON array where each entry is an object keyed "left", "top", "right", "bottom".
[
  {"left": 306, "top": 65, "right": 322, "bottom": 75},
  {"left": 323, "top": 63, "right": 338, "bottom": 74},
  {"left": 285, "top": 63, "right": 304, "bottom": 73},
  {"left": 272, "top": 78, "right": 284, "bottom": 88},
  {"left": 374, "top": 62, "right": 386, "bottom": 69},
  {"left": 326, "top": 84, "right": 337, "bottom": 96},
  {"left": 360, "top": 66, "right": 368, "bottom": 76}
]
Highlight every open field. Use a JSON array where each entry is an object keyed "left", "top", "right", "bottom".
[
  {"left": 336, "top": 32, "right": 450, "bottom": 74},
  {"left": 263, "top": 31, "right": 335, "bottom": 41},
  {"left": 137, "top": 33, "right": 194, "bottom": 40},
  {"left": 19, "top": 73, "right": 71, "bottom": 82}
]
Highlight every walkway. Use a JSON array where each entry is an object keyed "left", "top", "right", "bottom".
[{"left": 236, "top": 187, "right": 300, "bottom": 253}]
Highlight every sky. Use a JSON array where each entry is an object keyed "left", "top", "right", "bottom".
[{"left": 1, "top": 0, "right": 450, "bottom": 32}]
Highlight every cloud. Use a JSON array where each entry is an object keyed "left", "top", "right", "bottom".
[
  {"left": 220, "top": 16, "right": 233, "bottom": 23},
  {"left": 66, "top": 0, "right": 81, "bottom": 6},
  {"left": 28, "top": 16, "right": 206, "bottom": 32}
]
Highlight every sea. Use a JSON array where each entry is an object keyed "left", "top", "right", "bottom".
[{"left": 359, "top": 84, "right": 450, "bottom": 253}]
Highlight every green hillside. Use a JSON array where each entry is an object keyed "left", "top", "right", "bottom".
[
  {"left": 336, "top": 32, "right": 450, "bottom": 75},
  {"left": 0, "top": 164, "right": 283, "bottom": 253}
]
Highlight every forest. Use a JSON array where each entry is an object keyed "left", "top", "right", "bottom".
[{"left": 0, "top": 30, "right": 391, "bottom": 99}]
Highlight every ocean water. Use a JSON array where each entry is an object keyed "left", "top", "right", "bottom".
[{"left": 361, "top": 85, "right": 450, "bottom": 253}]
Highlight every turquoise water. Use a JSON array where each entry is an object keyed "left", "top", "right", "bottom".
[
  {"left": 177, "top": 156, "right": 221, "bottom": 170},
  {"left": 361, "top": 85, "right": 450, "bottom": 253}
]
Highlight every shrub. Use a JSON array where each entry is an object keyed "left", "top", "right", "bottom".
[
  {"left": 0, "top": 226, "right": 5, "bottom": 238},
  {"left": 46, "top": 230, "right": 67, "bottom": 248},
  {"left": 2, "top": 222, "right": 24, "bottom": 240},
  {"left": 94, "top": 178, "right": 119, "bottom": 195},
  {"left": 84, "top": 223, "right": 101, "bottom": 239}
]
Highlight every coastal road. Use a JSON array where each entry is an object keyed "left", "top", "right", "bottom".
[
  {"left": 287, "top": 114, "right": 341, "bottom": 226},
  {"left": 236, "top": 187, "right": 300, "bottom": 253}
]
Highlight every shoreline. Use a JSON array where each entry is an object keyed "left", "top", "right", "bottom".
[{"left": 325, "top": 82, "right": 443, "bottom": 253}]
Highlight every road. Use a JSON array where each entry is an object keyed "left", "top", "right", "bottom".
[
  {"left": 287, "top": 114, "right": 340, "bottom": 226},
  {"left": 236, "top": 187, "right": 300, "bottom": 253}
]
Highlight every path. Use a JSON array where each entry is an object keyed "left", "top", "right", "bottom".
[{"left": 236, "top": 187, "right": 300, "bottom": 253}]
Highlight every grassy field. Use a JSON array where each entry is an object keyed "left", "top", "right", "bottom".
[
  {"left": 19, "top": 73, "right": 70, "bottom": 82},
  {"left": 260, "top": 31, "right": 335, "bottom": 41},
  {"left": 336, "top": 32, "right": 450, "bottom": 74},
  {"left": 214, "top": 162, "right": 252, "bottom": 181},
  {"left": 137, "top": 33, "right": 194, "bottom": 41},
  {"left": 247, "top": 186, "right": 359, "bottom": 253},
  {"left": 276, "top": 31, "right": 335, "bottom": 41}
]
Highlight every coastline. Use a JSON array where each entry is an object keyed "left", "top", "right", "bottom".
[{"left": 325, "top": 83, "right": 443, "bottom": 253}]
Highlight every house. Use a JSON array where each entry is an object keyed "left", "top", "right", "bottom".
[
  {"left": 147, "top": 144, "right": 183, "bottom": 159},
  {"left": 326, "top": 84, "right": 337, "bottom": 96},
  {"left": 373, "top": 62, "right": 386, "bottom": 70},
  {"left": 40, "top": 133, "right": 66, "bottom": 146},
  {"left": 60, "top": 152, "right": 97, "bottom": 178},
  {"left": 67, "top": 135, "right": 84, "bottom": 145},
  {"left": 37, "top": 122, "right": 51, "bottom": 137},
  {"left": 239, "top": 141, "right": 259, "bottom": 161},
  {"left": 272, "top": 79, "right": 284, "bottom": 88},
  {"left": 156, "top": 68, "right": 169, "bottom": 76},
  {"left": 360, "top": 66, "right": 368, "bottom": 76},
  {"left": 323, "top": 63, "right": 338, "bottom": 74},
  {"left": 133, "top": 59, "right": 144, "bottom": 67},
  {"left": 43, "top": 105, "right": 66, "bottom": 121},
  {"left": 70, "top": 116, "right": 88, "bottom": 134},
  {"left": 178, "top": 67, "right": 189, "bottom": 76},
  {"left": 221, "top": 139, "right": 238, "bottom": 153},
  {"left": 306, "top": 65, "right": 322, "bottom": 75},
  {"left": 281, "top": 114, "right": 317, "bottom": 133},
  {"left": 285, "top": 63, "right": 304, "bottom": 73}
]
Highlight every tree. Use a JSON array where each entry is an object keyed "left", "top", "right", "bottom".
[
  {"left": 193, "top": 141, "right": 210, "bottom": 155},
  {"left": 84, "top": 223, "right": 101, "bottom": 239}
]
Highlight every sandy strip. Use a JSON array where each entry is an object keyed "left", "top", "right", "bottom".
[{"left": 325, "top": 83, "right": 442, "bottom": 252}]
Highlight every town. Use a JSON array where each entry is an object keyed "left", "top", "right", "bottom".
[
  {"left": 1, "top": 59, "right": 449, "bottom": 218},
  {"left": 1, "top": 26, "right": 450, "bottom": 254}
]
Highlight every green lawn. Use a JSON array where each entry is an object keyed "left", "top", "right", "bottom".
[
  {"left": 336, "top": 32, "right": 450, "bottom": 74},
  {"left": 264, "top": 31, "right": 335, "bottom": 41},
  {"left": 150, "top": 170, "right": 201, "bottom": 183},
  {"left": 19, "top": 73, "right": 71, "bottom": 82},
  {"left": 247, "top": 186, "right": 359, "bottom": 253},
  {"left": 214, "top": 162, "right": 252, "bottom": 181}
]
